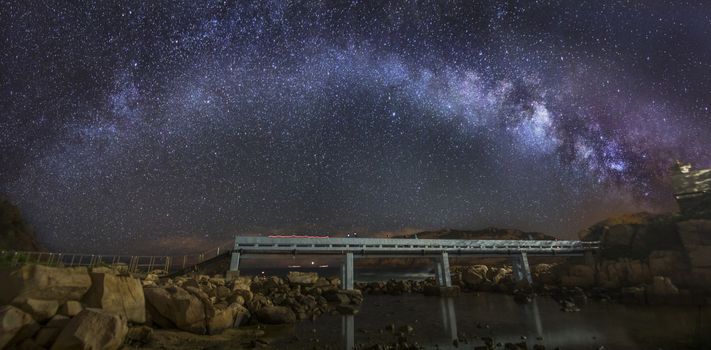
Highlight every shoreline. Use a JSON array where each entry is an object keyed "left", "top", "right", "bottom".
[{"left": 1, "top": 263, "right": 709, "bottom": 350}]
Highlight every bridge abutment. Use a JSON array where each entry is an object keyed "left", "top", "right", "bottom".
[{"left": 226, "top": 251, "right": 241, "bottom": 279}]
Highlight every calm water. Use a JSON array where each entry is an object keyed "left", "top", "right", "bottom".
[
  {"left": 272, "top": 293, "right": 711, "bottom": 350},
  {"left": 239, "top": 268, "right": 711, "bottom": 349}
]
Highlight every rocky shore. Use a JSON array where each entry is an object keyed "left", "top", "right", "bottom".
[
  {"left": 359, "top": 215, "right": 711, "bottom": 310},
  {"left": 0, "top": 265, "right": 362, "bottom": 349},
  {"left": 0, "top": 261, "right": 707, "bottom": 350},
  {"left": 1, "top": 213, "right": 710, "bottom": 349}
]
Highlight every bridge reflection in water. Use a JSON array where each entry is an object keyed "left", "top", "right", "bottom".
[
  {"left": 338, "top": 296, "right": 550, "bottom": 349},
  {"left": 338, "top": 298, "right": 461, "bottom": 349}
]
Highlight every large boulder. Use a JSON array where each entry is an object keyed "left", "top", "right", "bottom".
[
  {"left": 678, "top": 220, "right": 711, "bottom": 268},
  {"left": 184, "top": 286, "right": 216, "bottom": 320},
  {"left": 0, "top": 265, "right": 92, "bottom": 304},
  {"left": 624, "top": 259, "right": 652, "bottom": 284},
  {"left": 322, "top": 289, "right": 350, "bottom": 304},
  {"left": 208, "top": 303, "right": 250, "bottom": 334},
  {"left": 596, "top": 259, "right": 652, "bottom": 288},
  {"left": 33, "top": 315, "right": 70, "bottom": 348},
  {"left": 252, "top": 276, "right": 284, "bottom": 293},
  {"left": 254, "top": 305, "right": 295, "bottom": 324},
  {"left": 144, "top": 286, "right": 208, "bottom": 334},
  {"left": 596, "top": 260, "right": 625, "bottom": 288},
  {"left": 12, "top": 297, "right": 59, "bottom": 322},
  {"left": 603, "top": 225, "right": 636, "bottom": 246},
  {"left": 488, "top": 266, "right": 512, "bottom": 284},
  {"left": 646, "top": 276, "right": 680, "bottom": 304},
  {"left": 83, "top": 272, "right": 145, "bottom": 323},
  {"left": 215, "top": 285, "right": 231, "bottom": 300},
  {"left": 51, "top": 308, "right": 128, "bottom": 350},
  {"left": 229, "top": 276, "right": 253, "bottom": 303},
  {"left": 245, "top": 293, "right": 272, "bottom": 313},
  {"left": 34, "top": 327, "right": 62, "bottom": 348},
  {"left": 286, "top": 271, "right": 319, "bottom": 286},
  {"left": 231, "top": 276, "right": 252, "bottom": 291},
  {"left": 561, "top": 265, "right": 595, "bottom": 287},
  {"left": 58, "top": 301, "right": 83, "bottom": 317},
  {"left": 648, "top": 276, "right": 679, "bottom": 297},
  {"left": 125, "top": 325, "right": 153, "bottom": 347},
  {"left": 461, "top": 265, "right": 489, "bottom": 286},
  {"left": 532, "top": 263, "right": 559, "bottom": 285},
  {"left": 0, "top": 305, "right": 39, "bottom": 349},
  {"left": 648, "top": 250, "right": 686, "bottom": 276}
]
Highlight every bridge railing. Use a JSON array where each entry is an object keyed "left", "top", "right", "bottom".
[
  {"left": 235, "top": 236, "right": 600, "bottom": 254},
  {"left": 0, "top": 240, "right": 235, "bottom": 274}
]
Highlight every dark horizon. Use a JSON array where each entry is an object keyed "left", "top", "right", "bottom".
[{"left": 2, "top": 1, "right": 710, "bottom": 254}]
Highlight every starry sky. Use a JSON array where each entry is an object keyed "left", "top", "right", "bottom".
[{"left": 1, "top": 1, "right": 710, "bottom": 254}]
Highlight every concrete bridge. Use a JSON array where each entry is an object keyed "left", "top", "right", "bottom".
[{"left": 228, "top": 236, "right": 600, "bottom": 290}]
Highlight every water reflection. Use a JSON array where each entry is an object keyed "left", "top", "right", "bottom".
[
  {"left": 315, "top": 293, "right": 710, "bottom": 350},
  {"left": 341, "top": 314, "right": 354, "bottom": 350},
  {"left": 440, "top": 297, "right": 458, "bottom": 342},
  {"left": 340, "top": 297, "right": 460, "bottom": 349},
  {"left": 525, "top": 297, "right": 543, "bottom": 337}
]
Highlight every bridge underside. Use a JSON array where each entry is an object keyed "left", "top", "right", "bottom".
[
  {"left": 229, "top": 250, "right": 534, "bottom": 288},
  {"left": 228, "top": 236, "right": 598, "bottom": 290}
]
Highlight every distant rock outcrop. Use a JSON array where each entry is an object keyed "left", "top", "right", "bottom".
[
  {"left": 0, "top": 198, "right": 42, "bottom": 251},
  {"left": 570, "top": 211, "right": 711, "bottom": 294},
  {"left": 401, "top": 227, "right": 555, "bottom": 240}
]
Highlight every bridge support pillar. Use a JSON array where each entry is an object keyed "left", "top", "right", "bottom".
[
  {"left": 512, "top": 252, "right": 532, "bottom": 284},
  {"left": 341, "top": 252, "right": 354, "bottom": 290},
  {"left": 227, "top": 251, "right": 240, "bottom": 279},
  {"left": 434, "top": 252, "right": 452, "bottom": 287}
]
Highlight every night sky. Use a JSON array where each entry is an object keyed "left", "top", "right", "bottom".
[{"left": 2, "top": 1, "right": 710, "bottom": 254}]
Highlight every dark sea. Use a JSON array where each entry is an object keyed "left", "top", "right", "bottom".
[{"left": 238, "top": 266, "right": 711, "bottom": 350}]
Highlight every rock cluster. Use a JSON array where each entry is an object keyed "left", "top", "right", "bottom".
[
  {"left": 355, "top": 265, "right": 514, "bottom": 298},
  {"left": 454, "top": 265, "right": 515, "bottom": 292},
  {"left": 356, "top": 279, "right": 430, "bottom": 295},
  {"left": 356, "top": 278, "right": 463, "bottom": 297},
  {"left": 144, "top": 271, "right": 362, "bottom": 334},
  {"left": 0, "top": 265, "right": 132, "bottom": 349},
  {"left": 0, "top": 265, "right": 362, "bottom": 349}
]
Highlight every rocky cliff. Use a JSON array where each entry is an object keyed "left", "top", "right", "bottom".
[{"left": 556, "top": 211, "right": 711, "bottom": 296}]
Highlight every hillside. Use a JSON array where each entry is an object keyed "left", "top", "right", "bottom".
[
  {"left": 354, "top": 227, "right": 557, "bottom": 269},
  {"left": 400, "top": 227, "right": 556, "bottom": 240}
]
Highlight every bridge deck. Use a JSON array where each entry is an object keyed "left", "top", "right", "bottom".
[
  {"left": 234, "top": 236, "right": 599, "bottom": 256},
  {"left": 231, "top": 236, "right": 600, "bottom": 289}
]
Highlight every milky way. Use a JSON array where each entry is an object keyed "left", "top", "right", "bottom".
[{"left": 1, "top": 1, "right": 710, "bottom": 253}]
